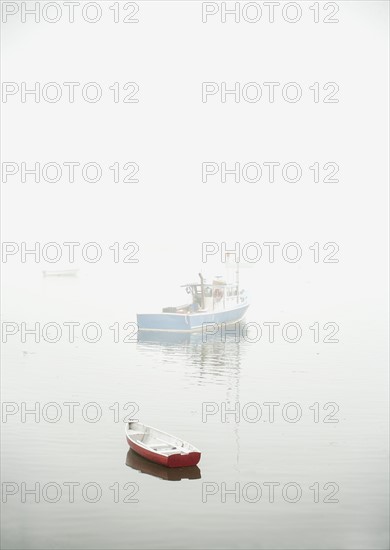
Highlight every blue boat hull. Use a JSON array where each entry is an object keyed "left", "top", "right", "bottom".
[{"left": 137, "top": 303, "right": 249, "bottom": 332}]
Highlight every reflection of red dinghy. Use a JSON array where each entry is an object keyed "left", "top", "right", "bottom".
[{"left": 125, "top": 421, "right": 201, "bottom": 468}]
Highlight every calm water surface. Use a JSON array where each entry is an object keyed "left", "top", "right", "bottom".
[{"left": 1, "top": 272, "right": 388, "bottom": 549}]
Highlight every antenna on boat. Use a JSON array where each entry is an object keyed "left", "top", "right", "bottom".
[
  {"left": 198, "top": 273, "right": 205, "bottom": 309},
  {"left": 236, "top": 262, "right": 240, "bottom": 303},
  {"left": 225, "top": 253, "right": 240, "bottom": 303}
]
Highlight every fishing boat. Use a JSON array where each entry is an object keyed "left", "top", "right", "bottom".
[
  {"left": 42, "top": 269, "right": 78, "bottom": 277},
  {"left": 126, "top": 449, "right": 201, "bottom": 480},
  {"left": 137, "top": 268, "right": 249, "bottom": 332},
  {"left": 125, "top": 421, "right": 201, "bottom": 468}
]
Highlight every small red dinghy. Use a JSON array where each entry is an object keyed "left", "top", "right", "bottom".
[{"left": 125, "top": 421, "right": 201, "bottom": 468}]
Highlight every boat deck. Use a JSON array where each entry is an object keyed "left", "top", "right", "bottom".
[{"left": 128, "top": 428, "right": 189, "bottom": 456}]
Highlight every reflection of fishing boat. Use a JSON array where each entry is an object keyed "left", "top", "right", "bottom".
[
  {"left": 126, "top": 449, "right": 201, "bottom": 481},
  {"left": 125, "top": 421, "right": 201, "bottom": 468},
  {"left": 137, "top": 325, "right": 244, "bottom": 374},
  {"left": 137, "top": 267, "right": 249, "bottom": 332},
  {"left": 42, "top": 269, "right": 78, "bottom": 277},
  {"left": 137, "top": 330, "right": 195, "bottom": 346}
]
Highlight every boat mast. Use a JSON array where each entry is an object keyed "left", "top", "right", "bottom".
[
  {"left": 198, "top": 272, "right": 205, "bottom": 309},
  {"left": 236, "top": 262, "right": 240, "bottom": 303},
  {"left": 225, "top": 253, "right": 240, "bottom": 303}
]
